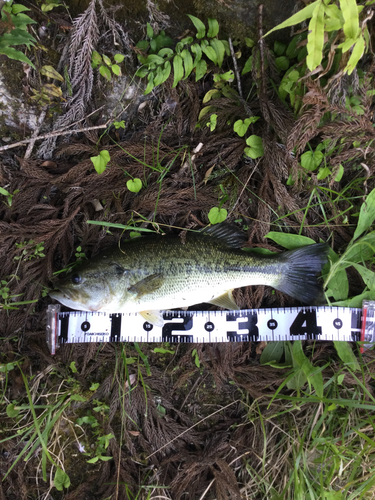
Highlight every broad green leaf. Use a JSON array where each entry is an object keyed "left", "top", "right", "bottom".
[
  {"left": 0, "top": 46, "right": 35, "bottom": 68},
  {"left": 325, "top": 248, "right": 349, "bottom": 301},
  {"left": 114, "top": 53, "right": 125, "bottom": 63},
  {"left": 145, "top": 54, "right": 164, "bottom": 65},
  {"left": 181, "top": 49, "right": 194, "bottom": 79},
  {"left": 144, "top": 71, "right": 154, "bottom": 94},
  {"left": 306, "top": 1, "right": 325, "bottom": 71},
  {"left": 127, "top": 178, "right": 142, "bottom": 193},
  {"left": 0, "top": 187, "right": 10, "bottom": 196},
  {"left": 6, "top": 403, "right": 20, "bottom": 418},
  {"left": 12, "top": 4, "right": 31, "bottom": 14},
  {"left": 345, "top": 35, "right": 365, "bottom": 75},
  {"left": 135, "top": 66, "right": 149, "bottom": 78},
  {"left": 339, "top": 0, "right": 359, "bottom": 39},
  {"left": 153, "top": 61, "right": 171, "bottom": 86},
  {"left": 263, "top": 1, "right": 319, "bottom": 37},
  {"left": 195, "top": 59, "right": 207, "bottom": 81},
  {"left": 353, "top": 188, "right": 375, "bottom": 240},
  {"left": 260, "top": 342, "right": 285, "bottom": 365},
  {"left": 275, "top": 56, "right": 289, "bottom": 71},
  {"left": 317, "top": 167, "right": 331, "bottom": 180},
  {"left": 244, "top": 135, "right": 264, "bottom": 159},
  {"left": 92, "top": 50, "right": 102, "bottom": 68},
  {"left": 301, "top": 150, "right": 324, "bottom": 171},
  {"left": 99, "top": 65, "right": 111, "bottom": 81},
  {"left": 208, "top": 207, "right": 227, "bottom": 224},
  {"left": 158, "top": 47, "right": 174, "bottom": 58},
  {"left": 352, "top": 263, "right": 375, "bottom": 290},
  {"left": 111, "top": 64, "right": 121, "bottom": 76},
  {"left": 266, "top": 232, "right": 315, "bottom": 249},
  {"left": 202, "top": 45, "right": 217, "bottom": 64},
  {"left": 210, "top": 38, "right": 225, "bottom": 67},
  {"left": 70, "top": 361, "right": 77, "bottom": 373},
  {"left": 153, "top": 347, "right": 174, "bottom": 354},
  {"left": 172, "top": 54, "right": 184, "bottom": 87},
  {"left": 333, "top": 289, "right": 375, "bottom": 307},
  {"left": 203, "top": 89, "right": 221, "bottom": 103},
  {"left": 241, "top": 55, "right": 252, "bottom": 75},
  {"left": 54, "top": 468, "right": 71, "bottom": 491},
  {"left": 334, "top": 164, "right": 344, "bottom": 182},
  {"left": 206, "top": 113, "right": 217, "bottom": 131},
  {"left": 338, "top": 37, "right": 356, "bottom": 53},
  {"left": 191, "top": 43, "right": 202, "bottom": 64},
  {"left": 333, "top": 341, "right": 360, "bottom": 371},
  {"left": 40, "top": 65, "right": 64, "bottom": 81},
  {"left": 207, "top": 18, "right": 219, "bottom": 38},
  {"left": 324, "top": 4, "right": 344, "bottom": 32},
  {"left": 90, "top": 150, "right": 110, "bottom": 174},
  {"left": 343, "top": 232, "right": 375, "bottom": 264},
  {"left": 187, "top": 14, "right": 206, "bottom": 39},
  {"left": 274, "top": 41, "right": 286, "bottom": 56},
  {"left": 198, "top": 105, "right": 216, "bottom": 121},
  {"left": 146, "top": 22, "right": 154, "bottom": 39},
  {"left": 292, "top": 341, "right": 323, "bottom": 398},
  {"left": 11, "top": 13, "right": 36, "bottom": 27},
  {"left": 102, "top": 54, "right": 111, "bottom": 66},
  {"left": 233, "top": 119, "right": 251, "bottom": 137}
]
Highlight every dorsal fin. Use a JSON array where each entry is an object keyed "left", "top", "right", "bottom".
[{"left": 201, "top": 223, "right": 248, "bottom": 248}]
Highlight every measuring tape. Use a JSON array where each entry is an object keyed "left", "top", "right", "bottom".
[{"left": 46, "top": 301, "right": 375, "bottom": 355}]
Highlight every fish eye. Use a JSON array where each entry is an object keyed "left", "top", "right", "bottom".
[{"left": 71, "top": 273, "right": 82, "bottom": 285}]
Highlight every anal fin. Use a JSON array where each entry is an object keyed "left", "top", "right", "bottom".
[
  {"left": 208, "top": 290, "right": 239, "bottom": 310},
  {"left": 139, "top": 310, "right": 164, "bottom": 327}
]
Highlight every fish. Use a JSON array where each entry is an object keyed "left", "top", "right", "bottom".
[{"left": 50, "top": 224, "right": 329, "bottom": 326}]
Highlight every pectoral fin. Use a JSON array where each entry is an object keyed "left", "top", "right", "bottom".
[
  {"left": 128, "top": 273, "right": 164, "bottom": 299},
  {"left": 139, "top": 310, "right": 164, "bottom": 327},
  {"left": 208, "top": 290, "right": 239, "bottom": 310}
]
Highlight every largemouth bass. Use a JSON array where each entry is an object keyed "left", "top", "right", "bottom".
[{"left": 50, "top": 224, "right": 328, "bottom": 325}]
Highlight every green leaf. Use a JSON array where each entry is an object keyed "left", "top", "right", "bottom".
[
  {"left": 208, "top": 207, "right": 228, "bottom": 224},
  {"left": 206, "top": 113, "right": 217, "bottom": 131},
  {"left": 0, "top": 187, "right": 11, "bottom": 196},
  {"left": 146, "top": 22, "right": 154, "bottom": 39},
  {"left": 0, "top": 46, "right": 35, "bottom": 68},
  {"left": 274, "top": 40, "right": 286, "bottom": 56},
  {"left": 324, "top": 4, "right": 344, "bottom": 32},
  {"left": 114, "top": 53, "right": 125, "bottom": 63},
  {"left": 91, "top": 50, "right": 102, "bottom": 68},
  {"left": 126, "top": 178, "right": 142, "bottom": 193},
  {"left": 353, "top": 188, "right": 375, "bottom": 240},
  {"left": 99, "top": 65, "right": 111, "bottom": 81},
  {"left": 202, "top": 44, "right": 217, "bottom": 64},
  {"left": 54, "top": 468, "right": 71, "bottom": 491},
  {"left": 233, "top": 117, "right": 258, "bottom": 137},
  {"left": 69, "top": 361, "right": 77, "bottom": 373},
  {"left": 195, "top": 59, "right": 207, "bottom": 81},
  {"left": 70, "top": 394, "right": 86, "bottom": 401},
  {"left": 102, "top": 54, "right": 111, "bottom": 66},
  {"left": 203, "top": 89, "right": 221, "bottom": 103},
  {"left": 90, "top": 150, "right": 110, "bottom": 174},
  {"left": 207, "top": 17, "right": 219, "bottom": 38},
  {"left": 87, "top": 456, "right": 99, "bottom": 464},
  {"left": 191, "top": 43, "right": 202, "bottom": 64},
  {"left": 263, "top": 1, "right": 319, "bottom": 37},
  {"left": 181, "top": 49, "right": 194, "bottom": 79},
  {"left": 334, "top": 164, "right": 344, "bottom": 182},
  {"left": 333, "top": 341, "right": 360, "bottom": 371},
  {"left": 6, "top": 403, "right": 20, "bottom": 418},
  {"left": 275, "top": 56, "right": 289, "bottom": 71},
  {"left": 317, "top": 167, "right": 331, "bottom": 180},
  {"left": 172, "top": 54, "right": 184, "bottom": 87},
  {"left": 325, "top": 249, "right": 349, "bottom": 301},
  {"left": 301, "top": 150, "right": 324, "bottom": 171},
  {"left": 40, "top": 65, "right": 64, "bottom": 81},
  {"left": 187, "top": 14, "right": 206, "bottom": 39},
  {"left": 145, "top": 54, "right": 164, "bottom": 65},
  {"left": 260, "top": 342, "right": 285, "bottom": 365},
  {"left": 144, "top": 72, "right": 154, "bottom": 94},
  {"left": 339, "top": 0, "right": 359, "bottom": 39},
  {"left": 210, "top": 38, "right": 225, "bottom": 67},
  {"left": 111, "top": 64, "right": 121, "bottom": 76},
  {"left": 306, "top": 1, "right": 325, "bottom": 71},
  {"left": 153, "top": 347, "right": 174, "bottom": 354},
  {"left": 242, "top": 55, "right": 252, "bottom": 75},
  {"left": 266, "top": 232, "right": 315, "bottom": 249},
  {"left": 352, "top": 263, "right": 375, "bottom": 290},
  {"left": 153, "top": 62, "right": 170, "bottom": 86},
  {"left": 244, "top": 135, "right": 264, "bottom": 159},
  {"left": 345, "top": 35, "right": 365, "bottom": 75},
  {"left": 12, "top": 4, "right": 31, "bottom": 14}
]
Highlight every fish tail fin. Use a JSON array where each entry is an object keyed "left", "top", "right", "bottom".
[{"left": 275, "top": 243, "right": 329, "bottom": 305}]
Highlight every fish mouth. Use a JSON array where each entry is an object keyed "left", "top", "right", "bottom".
[{"left": 49, "top": 287, "right": 73, "bottom": 302}]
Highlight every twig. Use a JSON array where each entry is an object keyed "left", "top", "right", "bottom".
[
  {"left": 228, "top": 37, "right": 253, "bottom": 116},
  {"left": 0, "top": 105, "right": 107, "bottom": 153},
  {"left": 0, "top": 122, "right": 111, "bottom": 153}
]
